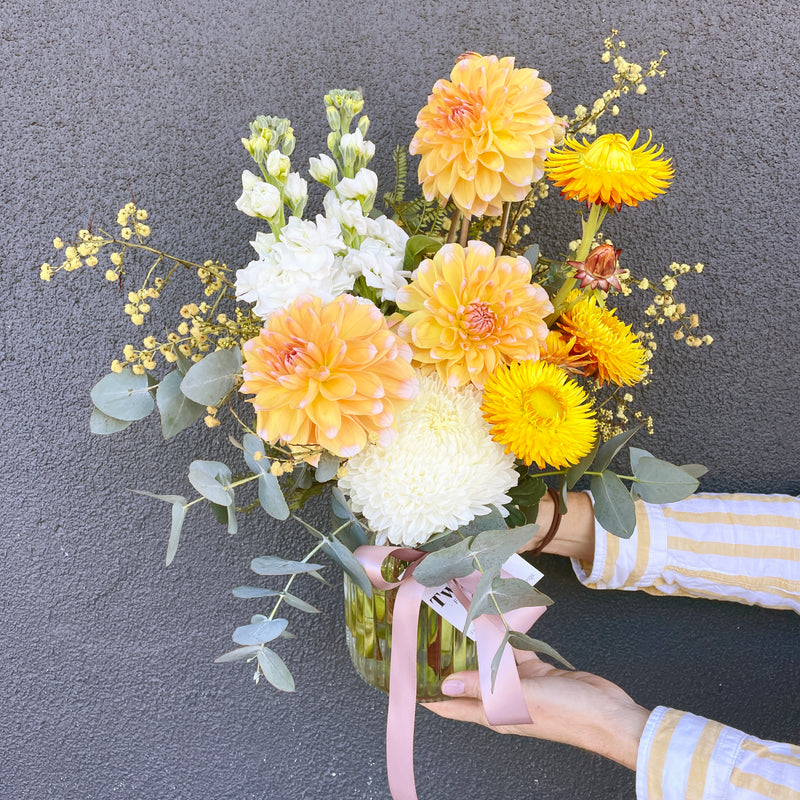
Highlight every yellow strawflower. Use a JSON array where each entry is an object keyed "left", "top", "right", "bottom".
[
  {"left": 410, "top": 53, "right": 555, "bottom": 217},
  {"left": 395, "top": 241, "right": 552, "bottom": 389},
  {"left": 481, "top": 360, "right": 596, "bottom": 469},
  {"left": 558, "top": 295, "right": 647, "bottom": 386},
  {"left": 545, "top": 130, "right": 673, "bottom": 208}
]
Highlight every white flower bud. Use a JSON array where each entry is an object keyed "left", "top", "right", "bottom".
[
  {"left": 309, "top": 153, "right": 339, "bottom": 187},
  {"left": 235, "top": 170, "right": 282, "bottom": 219},
  {"left": 284, "top": 172, "right": 308, "bottom": 216},
  {"left": 335, "top": 168, "right": 378, "bottom": 213},
  {"left": 266, "top": 150, "right": 291, "bottom": 179}
]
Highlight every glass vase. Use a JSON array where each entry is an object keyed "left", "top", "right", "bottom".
[{"left": 343, "top": 558, "right": 478, "bottom": 702}]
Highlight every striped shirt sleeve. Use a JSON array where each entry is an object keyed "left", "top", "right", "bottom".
[
  {"left": 637, "top": 706, "right": 800, "bottom": 800},
  {"left": 571, "top": 493, "right": 800, "bottom": 613}
]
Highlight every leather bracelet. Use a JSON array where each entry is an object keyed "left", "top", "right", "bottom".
[{"left": 528, "top": 487, "right": 563, "bottom": 557}]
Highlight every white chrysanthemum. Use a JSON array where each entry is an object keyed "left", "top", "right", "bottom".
[
  {"left": 338, "top": 373, "right": 518, "bottom": 547},
  {"left": 235, "top": 215, "right": 351, "bottom": 319}
]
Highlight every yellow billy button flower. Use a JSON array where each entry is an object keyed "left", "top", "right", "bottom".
[
  {"left": 395, "top": 241, "right": 552, "bottom": 389},
  {"left": 410, "top": 53, "right": 555, "bottom": 218},
  {"left": 481, "top": 360, "right": 597, "bottom": 469},
  {"left": 545, "top": 130, "right": 673, "bottom": 209}
]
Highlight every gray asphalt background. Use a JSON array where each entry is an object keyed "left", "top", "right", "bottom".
[{"left": 4, "top": 1, "right": 799, "bottom": 798}]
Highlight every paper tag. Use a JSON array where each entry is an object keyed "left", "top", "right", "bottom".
[{"left": 421, "top": 554, "right": 544, "bottom": 641}]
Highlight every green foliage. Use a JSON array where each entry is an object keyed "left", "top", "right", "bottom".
[
  {"left": 590, "top": 471, "right": 637, "bottom": 538},
  {"left": 566, "top": 437, "right": 600, "bottom": 489},
  {"left": 89, "top": 407, "right": 133, "bottom": 435},
  {"left": 250, "top": 556, "right": 324, "bottom": 576},
  {"left": 179, "top": 347, "right": 242, "bottom": 407},
  {"left": 314, "top": 451, "right": 340, "bottom": 483},
  {"left": 156, "top": 369, "right": 205, "bottom": 439},
  {"left": 91, "top": 368, "right": 154, "bottom": 421},
  {"left": 507, "top": 632, "right": 574, "bottom": 669},
  {"left": 256, "top": 647, "right": 295, "bottom": 692},
  {"left": 233, "top": 618, "right": 288, "bottom": 645},
  {"left": 632, "top": 456, "right": 699, "bottom": 503},
  {"left": 468, "top": 577, "right": 552, "bottom": 617},
  {"left": 130, "top": 491, "right": 188, "bottom": 565},
  {"left": 188, "top": 460, "right": 234, "bottom": 506},
  {"left": 593, "top": 424, "right": 643, "bottom": 473},
  {"left": 243, "top": 434, "right": 290, "bottom": 520}
]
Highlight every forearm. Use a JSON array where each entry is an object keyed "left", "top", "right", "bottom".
[{"left": 522, "top": 490, "right": 596, "bottom": 562}]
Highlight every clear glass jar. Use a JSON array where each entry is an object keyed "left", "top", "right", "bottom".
[{"left": 343, "top": 558, "right": 478, "bottom": 702}]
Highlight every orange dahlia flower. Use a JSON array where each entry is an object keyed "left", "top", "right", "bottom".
[
  {"left": 545, "top": 130, "right": 673, "bottom": 209},
  {"left": 241, "top": 294, "right": 418, "bottom": 458},
  {"left": 395, "top": 241, "right": 552, "bottom": 389},
  {"left": 410, "top": 53, "right": 555, "bottom": 217}
]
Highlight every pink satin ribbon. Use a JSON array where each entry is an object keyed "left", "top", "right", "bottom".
[{"left": 354, "top": 544, "right": 547, "bottom": 800}]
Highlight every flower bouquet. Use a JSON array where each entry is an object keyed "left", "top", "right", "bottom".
[{"left": 42, "top": 34, "right": 709, "bottom": 799}]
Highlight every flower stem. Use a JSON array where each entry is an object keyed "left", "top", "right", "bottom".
[
  {"left": 446, "top": 209, "right": 461, "bottom": 244},
  {"left": 495, "top": 202, "right": 512, "bottom": 255},
  {"left": 458, "top": 215, "right": 470, "bottom": 247}
]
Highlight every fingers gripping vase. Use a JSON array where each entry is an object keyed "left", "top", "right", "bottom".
[{"left": 343, "top": 558, "right": 478, "bottom": 701}]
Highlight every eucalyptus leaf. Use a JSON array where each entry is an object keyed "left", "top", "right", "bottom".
[
  {"left": 523, "top": 243, "right": 540, "bottom": 266},
  {"left": 417, "top": 530, "right": 465, "bottom": 552},
  {"left": 250, "top": 556, "right": 324, "bottom": 576},
  {"left": 232, "top": 618, "right": 288, "bottom": 646},
  {"left": 281, "top": 593, "right": 320, "bottom": 614},
  {"left": 592, "top": 424, "right": 643, "bottom": 474},
  {"left": 174, "top": 347, "right": 194, "bottom": 376},
  {"left": 214, "top": 645, "right": 261, "bottom": 663},
  {"left": 504, "top": 504, "right": 527, "bottom": 528},
  {"left": 232, "top": 586, "right": 281, "bottom": 599},
  {"left": 130, "top": 490, "right": 186, "bottom": 505},
  {"left": 89, "top": 407, "right": 133, "bottom": 435},
  {"left": 590, "top": 471, "right": 637, "bottom": 538},
  {"left": 476, "top": 578, "right": 553, "bottom": 615},
  {"left": 322, "top": 537, "right": 372, "bottom": 596},
  {"left": 243, "top": 434, "right": 290, "bottom": 520},
  {"left": 462, "top": 571, "right": 493, "bottom": 634},
  {"left": 412, "top": 538, "right": 476, "bottom": 588},
  {"left": 90, "top": 369, "right": 154, "bottom": 421},
  {"left": 179, "top": 347, "right": 242, "bottom": 407},
  {"left": 209, "top": 502, "right": 228, "bottom": 525},
  {"left": 629, "top": 446, "right": 655, "bottom": 473},
  {"left": 330, "top": 486, "right": 354, "bottom": 521},
  {"left": 226, "top": 502, "right": 237, "bottom": 535},
  {"left": 490, "top": 630, "right": 511, "bottom": 692},
  {"left": 680, "top": 463, "right": 709, "bottom": 479},
  {"left": 256, "top": 647, "right": 295, "bottom": 692},
  {"left": 632, "top": 457, "right": 700, "bottom": 503},
  {"left": 458, "top": 507, "right": 508, "bottom": 537},
  {"left": 314, "top": 451, "right": 340, "bottom": 483},
  {"left": 188, "top": 460, "right": 233, "bottom": 506},
  {"left": 507, "top": 632, "right": 574, "bottom": 669},
  {"left": 566, "top": 437, "right": 600, "bottom": 489},
  {"left": 156, "top": 369, "right": 205, "bottom": 439},
  {"left": 470, "top": 525, "right": 539, "bottom": 573},
  {"left": 165, "top": 501, "right": 187, "bottom": 566}
]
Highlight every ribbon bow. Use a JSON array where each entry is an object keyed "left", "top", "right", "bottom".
[{"left": 354, "top": 544, "right": 547, "bottom": 800}]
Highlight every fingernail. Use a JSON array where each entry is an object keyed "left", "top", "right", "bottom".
[{"left": 441, "top": 679, "right": 465, "bottom": 696}]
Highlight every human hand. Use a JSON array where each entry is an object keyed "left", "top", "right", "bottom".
[{"left": 422, "top": 656, "right": 650, "bottom": 770}]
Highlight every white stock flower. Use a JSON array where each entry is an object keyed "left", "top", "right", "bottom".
[
  {"left": 340, "top": 129, "right": 375, "bottom": 162},
  {"left": 266, "top": 150, "right": 291, "bottom": 179},
  {"left": 235, "top": 215, "right": 351, "bottom": 319},
  {"left": 309, "top": 153, "right": 339, "bottom": 186},
  {"left": 284, "top": 172, "right": 308, "bottom": 215},
  {"left": 235, "top": 170, "right": 282, "bottom": 219},
  {"left": 342, "top": 238, "right": 409, "bottom": 301},
  {"left": 323, "top": 191, "right": 369, "bottom": 235},
  {"left": 335, "top": 168, "right": 378, "bottom": 211},
  {"left": 338, "top": 373, "right": 518, "bottom": 547}
]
